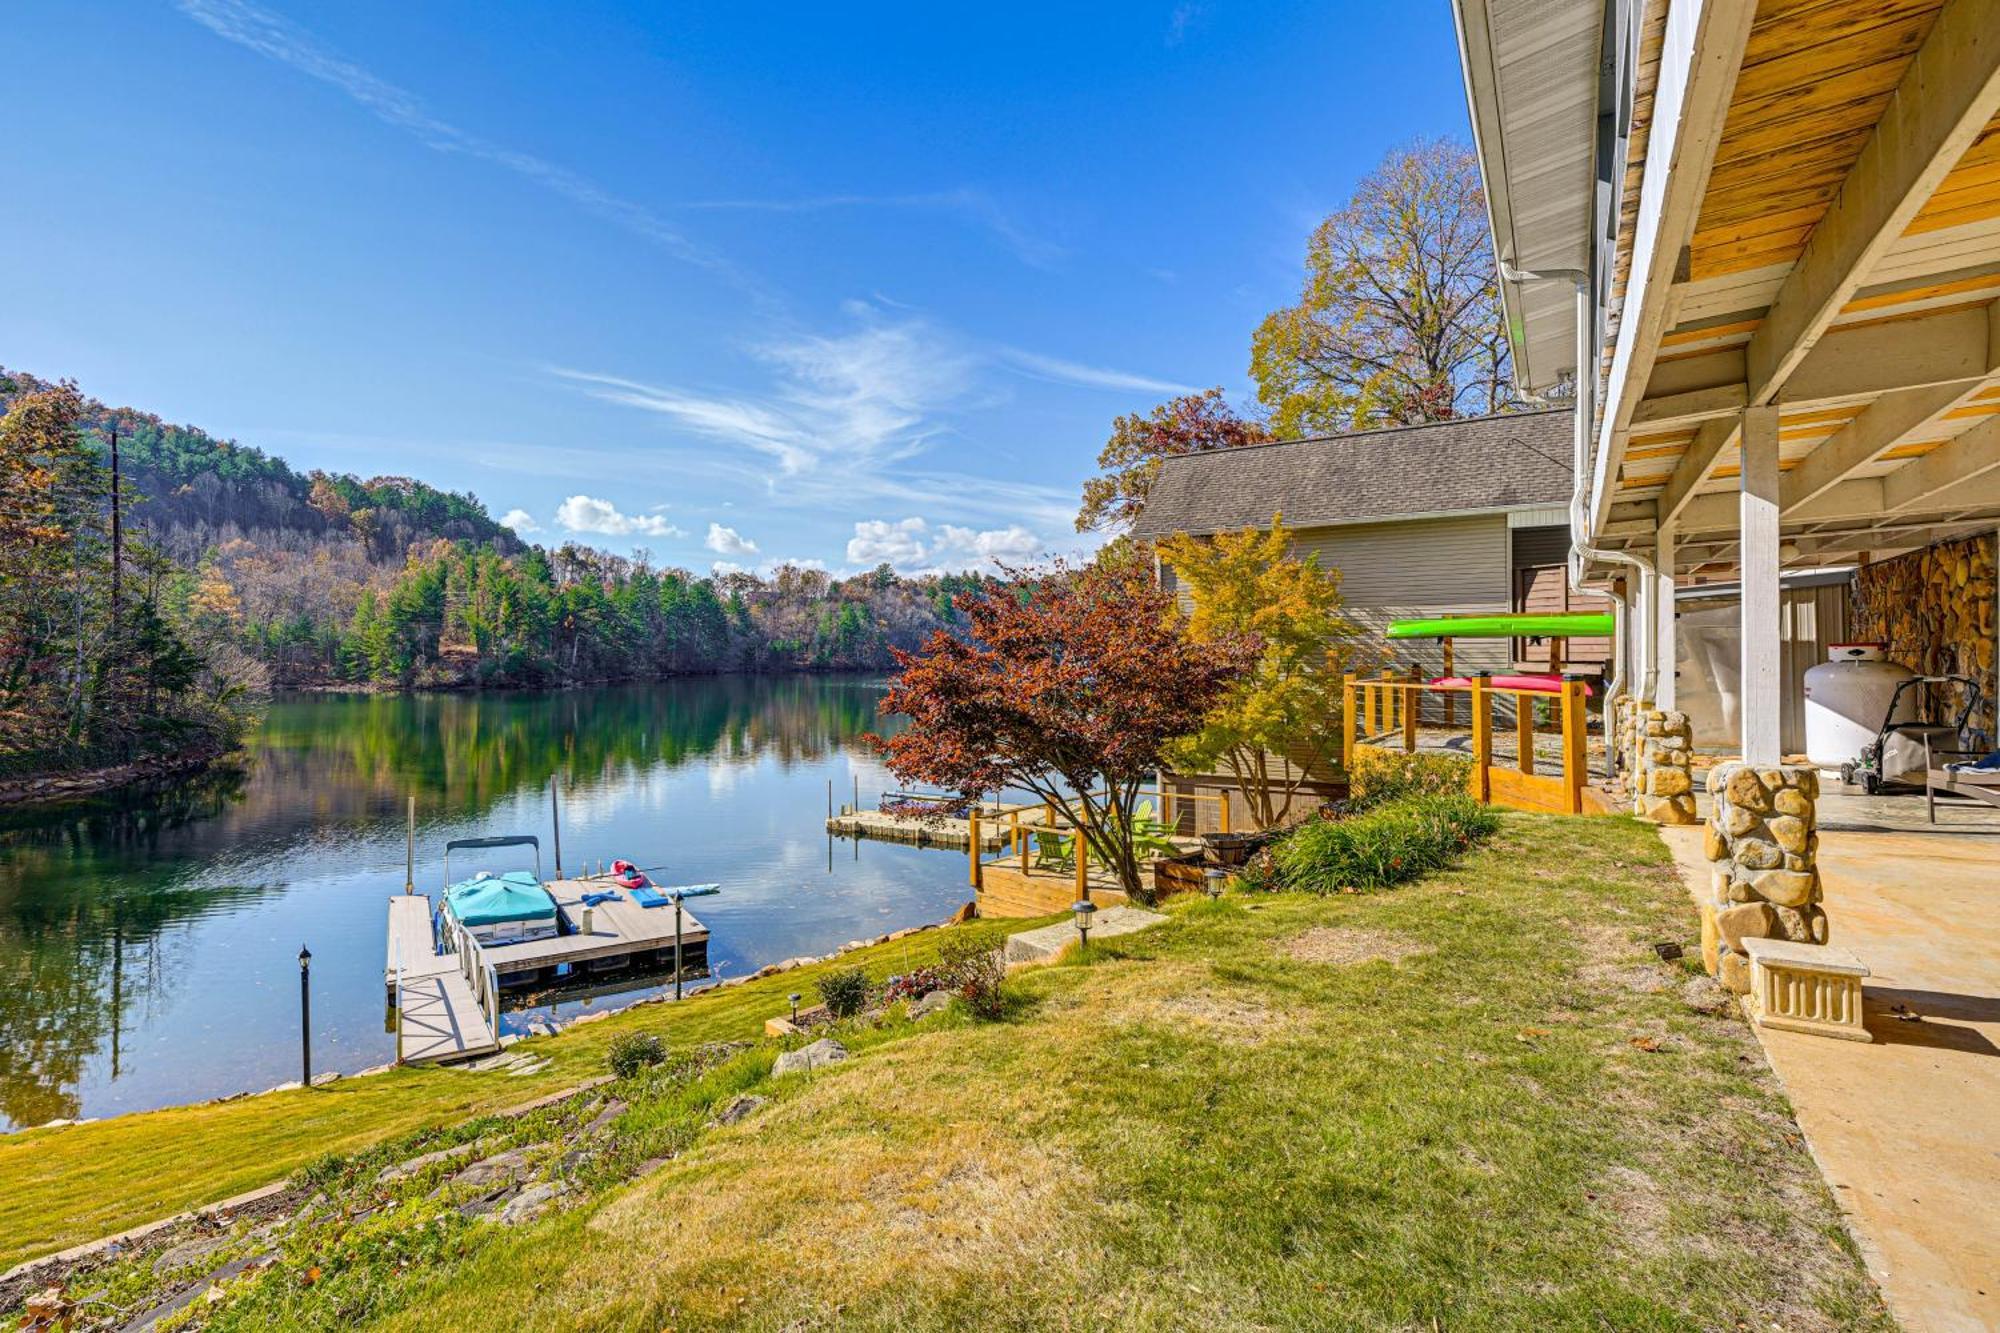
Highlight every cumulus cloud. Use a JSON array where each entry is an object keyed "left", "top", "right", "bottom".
[
  {"left": 705, "top": 522, "right": 759, "bottom": 557},
  {"left": 844, "top": 517, "right": 1044, "bottom": 573},
  {"left": 499, "top": 508, "right": 541, "bottom": 535},
  {"left": 554, "top": 495, "right": 685, "bottom": 538},
  {"left": 933, "top": 523, "right": 1040, "bottom": 564},
  {"left": 846, "top": 517, "right": 930, "bottom": 566}
]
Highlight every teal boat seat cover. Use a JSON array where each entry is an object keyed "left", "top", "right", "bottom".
[{"left": 446, "top": 870, "right": 556, "bottom": 927}]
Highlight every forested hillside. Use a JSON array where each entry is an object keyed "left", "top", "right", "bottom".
[{"left": 0, "top": 370, "right": 977, "bottom": 703}]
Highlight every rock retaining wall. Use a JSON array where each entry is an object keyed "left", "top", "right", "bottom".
[
  {"left": 1633, "top": 709, "right": 1697, "bottom": 824},
  {"left": 1701, "top": 762, "right": 1825, "bottom": 993}
]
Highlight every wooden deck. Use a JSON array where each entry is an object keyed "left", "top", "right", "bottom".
[{"left": 479, "top": 877, "right": 709, "bottom": 976}]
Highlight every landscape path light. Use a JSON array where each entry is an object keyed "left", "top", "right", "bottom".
[
  {"left": 1205, "top": 867, "right": 1227, "bottom": 900},
  {"left": 1073, "top": 897, "right": 1097, "bottom": 950},
  {"left": 789, "top": 992, "right": 801, "bottom": 1024}
]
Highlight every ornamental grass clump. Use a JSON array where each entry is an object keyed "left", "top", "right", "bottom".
[
  {"left": 606, "top": 1032, "right": 666, "bottom": 1079},
  {"left": 1273, "top": 795, "right": 1498, "bottom": 893},
  {"left": 816, "top": 965, "right": 871, "bottom": 1019}
]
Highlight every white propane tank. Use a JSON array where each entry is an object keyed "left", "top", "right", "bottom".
[{"left": 1804, "top": 643, "right": 1916, "bottom": 769}]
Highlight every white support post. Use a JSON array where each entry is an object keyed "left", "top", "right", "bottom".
[
  {"left": 1654, "top": 521, "right": 1678, "bottom": 711},
  {"left": 1739, "top": 406, "right": 1783, "bottom": 765}
]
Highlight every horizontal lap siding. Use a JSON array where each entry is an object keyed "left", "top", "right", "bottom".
[{"left": 1291, "top": 516, "right": 1514, "bottom": 677}]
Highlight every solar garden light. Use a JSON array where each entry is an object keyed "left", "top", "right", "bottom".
[
  {"left": 297, "top": 945, "right": 313, "bottom": 1088},
  {"left": 1073, "top": 897, "right": 1097, "bottom": 949},
  {"left": 1204, "top": 868, "right": 1227, "bottom": 900},
  {"left": 789, "top": 992, "right": 801, "bottom": 1024}
]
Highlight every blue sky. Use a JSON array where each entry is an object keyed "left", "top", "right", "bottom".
[{"left": 6, "top": 1, "right": 1472, "bottom": 575}]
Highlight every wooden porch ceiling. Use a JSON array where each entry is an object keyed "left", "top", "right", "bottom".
[{"left": 1595, "top": 0, "right": 2000, "bottom": 572}]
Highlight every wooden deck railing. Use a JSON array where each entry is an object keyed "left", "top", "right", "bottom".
[
  {"left": 964, "top": 784, "right": 1227, "bottom": 892},
  {"left": 1342, "top": 672, "right": 1592, "bottom": 816}
]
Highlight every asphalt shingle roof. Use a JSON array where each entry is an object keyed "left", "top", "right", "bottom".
[{"left": 1128, "top": 408, "right": 1576, "bottom": 538}]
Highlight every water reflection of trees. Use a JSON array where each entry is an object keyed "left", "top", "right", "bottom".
[
  {"left": 0, "top": 677, "right": 898, "bottom": 1128},
  {"left": 0, "top": 772, "right": 261, "bottom": 1128}
]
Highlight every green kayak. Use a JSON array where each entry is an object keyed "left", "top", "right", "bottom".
[{"left": 1386, "top": 612, "right": 1614, "bottom": 640}]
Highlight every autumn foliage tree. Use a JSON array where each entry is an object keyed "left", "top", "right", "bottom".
[
  {"left": 1075, "top": 388, "right": 1274, "bottom": 533},
  {"left": 1157, "top": 518, "right": 1362, "bottom": 828},
  {"left": 1251, "top": 138, "right": 1513, "bottom": 434},
  {"left": 875, "top": 561, "right": 1257, "bottom": 900}
]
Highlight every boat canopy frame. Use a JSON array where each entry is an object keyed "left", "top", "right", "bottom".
[{"left": 442, "top": 834, "right": 542, "bottom": 888}]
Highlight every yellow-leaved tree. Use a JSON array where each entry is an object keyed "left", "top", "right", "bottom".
[{"left": 1158, "top": 517, "right": 1361, "bottom": 828}]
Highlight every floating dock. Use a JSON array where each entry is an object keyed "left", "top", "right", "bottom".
[
  {"left": 384, "top": 877, "right": 711, "bottom": 1065},
  {"left": 826, "top": 802, "right": 1055, "bottom": 849}
]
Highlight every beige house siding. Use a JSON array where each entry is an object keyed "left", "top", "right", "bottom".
[{"left": 1292, "top": 515, "right": 1515, "bottom": 678}]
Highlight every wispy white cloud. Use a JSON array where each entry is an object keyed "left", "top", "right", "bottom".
[
  {"left": 555, "top": 495, "right": 685, "bottom": 538},
  {"left": 175, "top": 0, "right": 737, "bottom": 279},
  {"left": 994, "top": 347, "right": 1196, "bottom": 396},
  {"left": 499, "top": 507, "right": 541, "bottom": 534},
  {"left": 551, "top": 310, "right": 979, "bottom": 482},
  {"left": 679, "top": 187, "right": 1064, "bottom": 269},
  {"left": 705, "top": 522, "right": 759, "bottom": 557},
  {"left": 1166, "top": 2, "right": 1207, "bottom": 46}
]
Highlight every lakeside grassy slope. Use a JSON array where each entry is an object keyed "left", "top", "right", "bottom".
[
  {"left": 8, "top": 814, "right": 1892, "bottom": 1329},
  {"left": 0, "top": 919, "right": 1021, "bottom": 1269}
]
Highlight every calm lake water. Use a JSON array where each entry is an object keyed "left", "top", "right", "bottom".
[{"left": 0, "top": 677, "right": 973, "bottom": 1131}]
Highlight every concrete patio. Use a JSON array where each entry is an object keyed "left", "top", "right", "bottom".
[{"left": 1661, "top": 816, "right": 2000, "bottom": 1333}]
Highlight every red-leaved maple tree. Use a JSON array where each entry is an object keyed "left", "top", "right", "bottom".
[{"left": 874, "top": 560, "right": 1257, "bottom": 900}]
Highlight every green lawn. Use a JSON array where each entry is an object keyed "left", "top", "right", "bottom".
[{"left": 8, "top": 815, "right": 1893, "bottom": 1330}]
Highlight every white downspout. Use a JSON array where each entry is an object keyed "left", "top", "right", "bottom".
[{"left": 1503, "top": 264, "right": 1656, "bottom": 776}]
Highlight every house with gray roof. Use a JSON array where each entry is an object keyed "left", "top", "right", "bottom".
[{"left": 1132, "top": 408, "right": 1609, "bottom": 682}]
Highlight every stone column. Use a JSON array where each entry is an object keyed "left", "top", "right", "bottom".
[
  {"left": 1634, "top": 708, "right": 1696, "bottom": 824},
  {"left": 1701, "top": 762, "right": 1825, "bottom": 993},
  {"left": 1613, "top": 695, "right": 1642, "bottom": 792}
]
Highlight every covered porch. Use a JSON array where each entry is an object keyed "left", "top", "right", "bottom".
[{"left": 1455, "top": 0, "right": 2000, "bottom": 1325}]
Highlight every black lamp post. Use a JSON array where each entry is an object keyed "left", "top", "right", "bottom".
[
  {"left": 297, "top": 945, "right": 312, "bottom": 1087},
  {"left": 789, "top": 993, "right": 801, "bottom": 1024}
]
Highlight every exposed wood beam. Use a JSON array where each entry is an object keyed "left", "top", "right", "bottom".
[
  {"left": 1744, "top": 0, "right": 2000, "bottom": 405},
  {"left": 1778, "top": 383, "right": 1974, "bottom": 514},
  {"left": 1629, "top": 383, "right": 1748, "bottom": 430},
  {"left": 1883, "top": 414, "right": 2000, "bottom": 511},
  {"left": 1659, "top": 418, "right": 1736, "bottom": 525},
  {"left": 1587, "top": 0, "right": 1756, "bottom": 538},
  {"left": 1675, "top": 469, "right": 2000, "bottom": 534},
  {"left": 1631, "top": 302, "right": 2000, "bottom": 431}
]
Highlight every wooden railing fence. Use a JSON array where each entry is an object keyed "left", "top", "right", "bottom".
[{"left": 1342, "top": 672, "right": 1591, "bottom": 816}]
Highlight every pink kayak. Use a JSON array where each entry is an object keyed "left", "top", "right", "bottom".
[{"left": 1427, "top": 673, "right": 1593, "bottom": 696}]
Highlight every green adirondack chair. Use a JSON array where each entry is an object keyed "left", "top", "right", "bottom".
[{"left": 1033, "top": 830, "right": 1075, "bottom": 871}]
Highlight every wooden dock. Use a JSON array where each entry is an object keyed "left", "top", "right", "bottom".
[
  {"left": 386, "top": 896, "right": 501, "bottom": 1064},
  {"left": 383, "top": 877, "right": 712, "bottom": 1065},
  {"left": 826, "top": 802, "right": 1056, "bottom": 850}
]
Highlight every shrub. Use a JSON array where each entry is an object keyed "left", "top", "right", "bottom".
[
  {"left": 937, "top": 935, "right": 1006, "bottom": 1019},
  {"left": 816, "top": 965, "right": 871, "bottom": 1018},
  {"left": 1348, "top": 747, "right": 1472, "bottom": 809},
  {"left": 1272, "top": 794, "right": 1498, "bottom": 893},
  {"left": 606, "top": 1032, "right": 666, "bottom": 1079}
]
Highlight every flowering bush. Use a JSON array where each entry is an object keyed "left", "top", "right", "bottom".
[
  {"left": 1272, "top": 794, "right": 1497, "bottom": 893},
  {"left": 1348, "top": 748, "right": 1473, "bottom": 809},
  {"left": 884, "top": 966, "right": 947, "bottom": 1004}
]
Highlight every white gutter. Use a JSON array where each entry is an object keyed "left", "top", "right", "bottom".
[{"left": 1503, "top": 262, "right": 1657, "bottom": 772}]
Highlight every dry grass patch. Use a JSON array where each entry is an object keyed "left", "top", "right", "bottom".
[{"left": 1280, "top": 925, "right": 1429, "bottom": 967}]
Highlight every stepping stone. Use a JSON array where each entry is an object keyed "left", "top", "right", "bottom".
[
  {"left": 1004, "top": 906, "right": 1168, "bottom": 964},
  {"left": 376, "top": 1141, "right": 480, "bottom": 1185}
]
